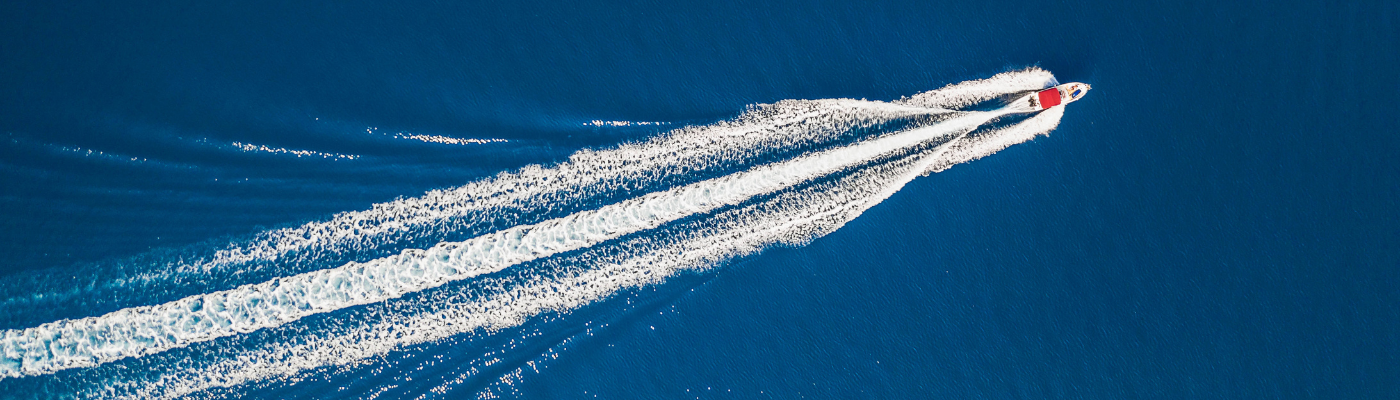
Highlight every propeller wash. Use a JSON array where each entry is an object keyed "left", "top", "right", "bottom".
[{"left": 0, "top": 68, "right": 1077, "bottom": 399}]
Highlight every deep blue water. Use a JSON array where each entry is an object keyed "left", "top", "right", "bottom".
[{"left": 2, "top": 0, "right": 1397, "bottom": 398}]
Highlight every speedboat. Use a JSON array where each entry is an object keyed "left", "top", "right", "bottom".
[{"left": 1026, "top": 82, "right": 1091, "bottom": 110}]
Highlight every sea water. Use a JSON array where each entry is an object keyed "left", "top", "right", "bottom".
[{"left": 0, "top": 0, "right": 1396, "bottom": 398}]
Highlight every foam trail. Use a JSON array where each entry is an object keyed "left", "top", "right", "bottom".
[
  {"left": 0, "top": 107, "right": 1013, "bottom": 378},
  {"left": 897, "top": 68, "right": 1056, "bottom": 109},
  {"left": 391, "top": 133, "right": 508, "bottom": 145},
  {"left": 229, "top": 141, "right": 360, "bottom": 160},
  {"left": 0, "top": 69, "right": 1054, "bottom": 327},
  {"left": 925, "top": 105, "right": 1065, "bottom": 174},
  {"left": 0, "top": 69, "right": 1068, "bottom": 398},
  {"left": 0, "top": 97, "right": 945, "bottom": 324},
  {"left": 89, "top": 111, "right": 1065, "bottom": 400}
]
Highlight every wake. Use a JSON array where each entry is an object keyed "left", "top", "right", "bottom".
[
  {"left": 0, "top": 68, "right": 1053, "bottom": 328},
  {"left": 0, "top": 68, "right": 1064, "bottom": 398},
  {"left": 0, "top": 97, "right": 939, "bottom": 328}
]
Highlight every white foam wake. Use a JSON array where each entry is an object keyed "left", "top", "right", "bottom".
[
  {"left": 897, "top": 68, "right": 1056, "bottom": 109},
  {"left": 0, "top": 107, "right": 1014, "bottom": 378},
  {"left": 195, "top": 100, "right": 933, "bottom": 277},
  {"left": 0, "top": 97, "right": 944, "bottom": 321},
  {"left": 925, "top": 105, "right": 1065, "bottom": 174},
  {"left": 0, "top": 69, "right": 1055, "bottom": 328},
  {"left": 391, "top": 132, "right": 509, "bottom": 145},
  {"left": 90, "top": 107, "right": 1066, "bottom": 400},
  {"left": 230, "top": 141, "right": 360, "bottom": 160},
  {"left": 0, "top": 68, "right": 1071, "bottom": 399}
]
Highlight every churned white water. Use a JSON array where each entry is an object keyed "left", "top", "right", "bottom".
[{"left": 0, "top": 68, "right": 1063, "bottom": 398}]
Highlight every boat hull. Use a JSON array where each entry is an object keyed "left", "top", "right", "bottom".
[{"left": 1026, "top": 82, "right": 1091, "bottom": 110}]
